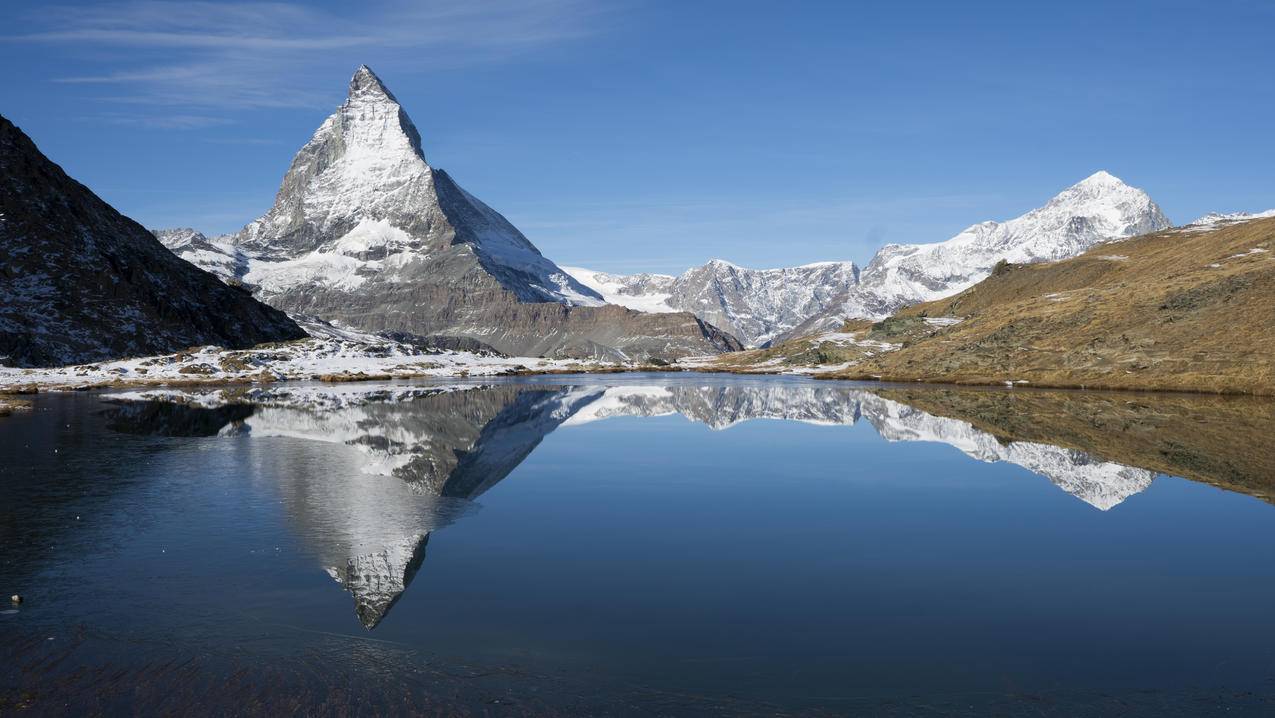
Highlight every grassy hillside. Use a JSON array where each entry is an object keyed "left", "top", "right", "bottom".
[{"left": 831, "top": 216, "right": 1275, "bottom": 394}]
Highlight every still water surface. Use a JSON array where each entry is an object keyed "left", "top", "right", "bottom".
[{"left": 2, "top": 375, "right": 1274, "bottom": 715}]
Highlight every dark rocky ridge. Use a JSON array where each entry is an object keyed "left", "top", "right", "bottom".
[{"left": 0, "top": 115, "right": 305, "bottom": 367}]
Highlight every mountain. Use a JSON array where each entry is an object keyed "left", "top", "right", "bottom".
[
  {"left": 566, "top": 172, "right": 1165, "bottom": 348},
  {"left": 559, "top": 267, "right": 679, "bottom": 314},
  {"left": 833, "top": 213, "right": 1275, "bottom": 394},
  {"left": 564, "top": 259, "right": 860, "bottom": 346},
  {"left": 777, "top": 171, "right": 1171, "bottom": 341},
  {"left": 0, "top": 115, "right": 305, "bottom": 368},
  {"left": 180, "top": 66, "right": 739, "bottom": 361},
  {"left": 152, "top": 228, "right": 249, "bottom": 284}
]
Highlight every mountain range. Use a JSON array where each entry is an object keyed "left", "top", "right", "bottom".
[
  {"left": 147, "top": 66, "right": 1173, "bottom": 359},
  {"left": 564, "top": 260, "right": 860, "bottom": 346},
  {"left": 3, "top": 63, "right": 1240, "bottom": 374},
  {"left": 155, "top": 66, "right": 739, "bottom": 362},
  {"left": 833, "top": 212, "right": 1275, "bottom": 394},
  {"left": 563, "top": 171, "right": 1170, "bottom": 347}
]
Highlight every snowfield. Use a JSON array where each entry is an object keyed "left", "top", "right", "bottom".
[{"left": 0, "top": 337, "right": 614, "bottom": 393}]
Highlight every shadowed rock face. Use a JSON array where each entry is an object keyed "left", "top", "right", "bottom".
[
  {"left": 179, "top": 66, "right": 742, "bottom": 362},
  {"left": 0, "top": 116, "right": 306, "bottom": 368}
]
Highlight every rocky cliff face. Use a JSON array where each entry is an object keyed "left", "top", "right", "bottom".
[
  {"left": 665, "top": 260, "right": 860, "bottom": 346},
  {"left": 565, "top": 259, "right": 860, "bottom": 347},
  {"left": 187, "top": 66, "right": 740, "bottom": 361},
  {"left": 0, "top": 115, "right": 305, "bottom": 368}
]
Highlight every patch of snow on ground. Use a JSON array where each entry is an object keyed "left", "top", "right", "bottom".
[
  {"left": 1227, "top": 247, "right": 1270, "bottom": 259},
  {"left": 1179, "top": 209, "right": 1275, "bottom": 232},
  {"left": 0, "top": 338, "right": 613, "bottom": 393}
]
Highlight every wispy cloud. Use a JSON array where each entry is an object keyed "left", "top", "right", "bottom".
[
  {"left": 85, "top": 112, "right": 235, "bottom": 129},
  {"left": 8, "top": 0, "right": 608, "bottom": 120}
]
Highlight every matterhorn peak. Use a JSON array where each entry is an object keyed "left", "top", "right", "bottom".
[
  {"left": 348, "top": 64, "right": 398, "bottom": 102},
  {"left": 1076, "top": 169, "right": 1121, "bottom": 187}
]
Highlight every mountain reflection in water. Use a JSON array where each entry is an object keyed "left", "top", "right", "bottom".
[{"left": 98, "top": 379, "right": 1275, "bottom": 630}]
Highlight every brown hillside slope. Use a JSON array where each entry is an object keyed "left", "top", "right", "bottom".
[{"left": 832, "top": 216, "right": 1275, "bottom": 394}]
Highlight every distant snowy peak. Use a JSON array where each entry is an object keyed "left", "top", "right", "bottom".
[
  {"left": 1180, "top": 208, "right": 1275, "bottom": 232},
  {"left": 228, "top": 64, "right": 601, "bottom": 307},
  {"left": 668, "top": 260, "right": 860, "bottom": 346},
  {"left": 564, "top": 259, "right": 859, "bottom": 346},
  {"left": 865, "top": 171, "right": 1169, "bottom": 291},
  {"left": 151, "top": 228, "right": 248, "bottom": 282},
  {"left": 560, "top": 266, "right": 679, "bottom": 314},
  {"left": 775, "top": 171, "right": 1171, "bottom": 338}
]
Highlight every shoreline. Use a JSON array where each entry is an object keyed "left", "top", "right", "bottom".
[{"left": 5, "top": 361, "right": 1273, "bottom": 402}]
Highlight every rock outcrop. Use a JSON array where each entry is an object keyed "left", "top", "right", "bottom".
[{"left": 0, "top": 115, "right": 305, "bottom": 367}]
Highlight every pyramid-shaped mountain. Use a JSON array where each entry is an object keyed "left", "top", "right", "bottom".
[
  {"left": 0, "top": 115, "right": 305, "bottom": 367},
  {"left": 224, "top": 66, "right": 740, "bottom": 360}
]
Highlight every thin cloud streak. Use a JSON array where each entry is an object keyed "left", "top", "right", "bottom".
[{"left": 9, "top": 0, "right": 609, "bottom": 116}]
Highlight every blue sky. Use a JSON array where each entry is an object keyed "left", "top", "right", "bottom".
[{"left": 2, "top": 0, "right": 1272, "bottom": 274}]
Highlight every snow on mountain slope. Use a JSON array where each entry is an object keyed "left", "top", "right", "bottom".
[
  {"left": 151, "top": 66, "right": 739, "bottom": 361},
  {"left": 1179, "top": 209, "right": 1275, "bottom": 232},
  {"left": 568, "top": 172, "right": 1166, "bottom": 347},
  {"left": 228, "top": 65, "right": 601, "bottom": 308},
  {"left": 777, "top": 171, "right": 1172, "bottom": 340},
  {"left": 563, "top": 259, "right": 860, "bottom": 347},
  {"left": 560, "top": 266, "right": 679, "bottom": 314},
  {"left": 151, "top": 228, "right": 249, "bottom": 282}
]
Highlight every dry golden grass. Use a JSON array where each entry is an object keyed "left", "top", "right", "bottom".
[
  {"left": 831, "top": 217, "right": 1275, "bottom": 395},
  {"left": 872, "top": 385, "right": 1275, "bottom": 504},
  {"left": 703, "top": 316, "right": 940, "bottom": 374},
  {"left": 0, "top": 396, "right": 33, "bottom": 416}
]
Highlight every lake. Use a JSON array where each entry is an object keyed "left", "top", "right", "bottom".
[{"left": 3, "top": 374, "right": 1274, "bottom": 716}]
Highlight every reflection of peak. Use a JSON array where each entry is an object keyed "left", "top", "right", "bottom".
[
  {"left": 241, "top": 385, "right": 594, "bottom": 628},
  {"left": 327, "top": 534, "right": 430, "bottom": 629},
  {"left": 858, "top": 393, "right": 1154, "bottom": 510},
  {"left": 103, "top": 380, "right": 1175, "bottom": 629},
  {"left": 560, "top": 383, "right": 1155, "bottom": 510},
  {"left": 563, "top": 384, "right": 863, "bottom": 430}
]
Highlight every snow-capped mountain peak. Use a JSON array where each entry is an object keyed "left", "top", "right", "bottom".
[
  {"left": 564, "top": 259, "right": 860, "bottom": 346},
  {"left": 224, "top": 64, "right": 603, "bottom": 310},
  {"left": 774, "top": 171, "right": 1171, "bottom": 339}
]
